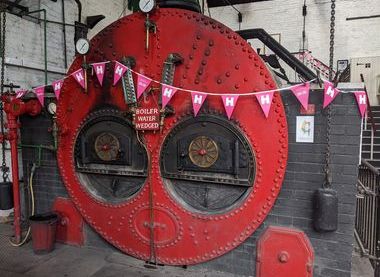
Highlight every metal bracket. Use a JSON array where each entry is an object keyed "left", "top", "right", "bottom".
[
  {"left": 159, "top": 53, "right": 183, "bottom": 130},
  {"left": 121, "top": 56, "right": 137, "bottom": 106}
]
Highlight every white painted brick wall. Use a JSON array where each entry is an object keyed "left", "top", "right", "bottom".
[
  {"left": 4, "top": 0, "right": 129, "bottom": 89},
  {"left": 210, "top": 0, "right": 380, "bottom": 75},
  {"left": 1, "top": 0, "right": 128, "bottom": 184}
]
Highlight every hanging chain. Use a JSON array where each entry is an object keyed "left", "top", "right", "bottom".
[
  {"left": 0, "top": 4, "right": 8, "bottom": 182},
  {"left": 325, "top": 0, "right": 335, "bottom": 188},
  {"left": 324, "top": 105, "right": 332, "bottom": 188},
  {"left": 328, "top": 0, "right": 335, "bottom": 81}
]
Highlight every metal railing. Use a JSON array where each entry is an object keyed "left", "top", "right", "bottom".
[
  {"left": 362, "top": 113, "right": 376, "bottom": 160},
  {"left": 355, "top": 159, "right": 380, "bottom": 276},
  {"left": 360, "top": 74, "right": 377, "bottom": 161}
]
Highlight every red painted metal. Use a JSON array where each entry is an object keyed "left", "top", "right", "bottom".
[
  {"left": 52, "top": 197, "right": 84, "bottom": 246},
  {"left": 56, "top": 9, "right": 288, "bottom": 264},
  {"left": 1, "top": 95, "right": 42, "bottom": 243},
  {"left": 256, "top": 226, "right": 314, "bottom": 277},
  {"left": 29, "top": 213, "right": 58, "bottom": 254},
  {"left": 3, "top": 97, "right": 42, "bottom": 117}
]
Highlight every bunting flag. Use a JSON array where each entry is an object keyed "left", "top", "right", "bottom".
[
  {"left": 92, "top": 62, "right": 107, "bottom": 86},
  {"left": 255, "top": 91, "right": 274, "bottom": 118},
  {"left": 72, "top": 69, "right": 86, "bottom": 89},
  {"left": 137, "top": 74, "right": 152, "bottom": 99},
  {"left": 323, "top": 81, "right": 340, "bottom": 108},
  {"left": 18, "top": 60, "right": 367, "bottom": 123},
  {"left": 15, "top": 89, "right": 27, "bottom": 99},
  {"left": 191, "top": 92, "right": 207, "bottom": 116},
  {"left": 113, "top": 61, "right": 128, "bottom": 86},
  {"left": 222, "top": 94, "right": 239, "bottom": 119},
  {"left": 290, "top": 82, "right": 310, "bottom": 110},
  {"left": 34, "top": 86, "right": 45, "bottom": 106},
  {"left": 354, "top": 91, "right": 367, "bottom": 118},
  {"left": 52, "top": 79, "right": 64, "bottom": 100},
  {"left": 161, "top": 84, "right": 178, "bottom": 108}
]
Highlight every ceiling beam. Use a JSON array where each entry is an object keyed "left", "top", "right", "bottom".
[{"left": 207, "top": 0, "right": 270, "bottom": 8}]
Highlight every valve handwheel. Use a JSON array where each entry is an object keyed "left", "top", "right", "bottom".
[
  {"left": 188, "top": 136, "right": 219, "bottom": 168},
  {"left": 94, "top": 133, "right": 120, "bottom": 161}
]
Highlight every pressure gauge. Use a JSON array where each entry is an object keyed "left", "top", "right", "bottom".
[
  {"left": 75, "top": 38, "right": 90, "bottom": 55},
  {"left": 139, "top": 0, "right": 155, "bottom": 13},
  {"left": 47, "top": 102, "right": 57, "bottom": 115}
]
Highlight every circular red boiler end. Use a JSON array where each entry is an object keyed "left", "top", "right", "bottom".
[{"left": 56, "top": 9, "right": 288, "bottom": 265}]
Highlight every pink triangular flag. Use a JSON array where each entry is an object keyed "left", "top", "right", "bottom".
[
  {"left": 255, "top": 91, "right": 274, "bottom": 118},
  {"left": 113, "top": 61, "right": 128, "bottom": 86},
  {"left": 290, "top": 82, "right": 310, "bottom": 110},
  {"left": 222, "top": 94, "right": 239, "bottom": 119},
  {"left": 92, "top": 62, "right": 107, "bottom": 86},
  {"left": 161, "top": 84, "right": 178, "bottom": 108},
  {"left": 72, "top": 69, "right": 85, "bottom": 89},
  {"left": 354, "top": 91, "right": 367, "bottom": 118},
  {"left": 34, "top": 86, "right": 45, "bottom": 106},
  {"left": 15, "top": 89, "right": 27, "bottom": 99},
  {"left": 52, "top": 79, "right": 64, "bottom": 100},
  {"left": 191, "top": 92, "right": 207, "bottom": 116},
  {"left": 137, "top": 74, "right": 152, "bottom": 99},
  {"left": 323, "top": 81, "right": 340, "bottom": 108}
]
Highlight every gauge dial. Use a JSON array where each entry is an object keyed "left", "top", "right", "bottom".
[
  {"left": 47, "top": 102, "right": 57, "bottom": 115},
  {"left": 139, "top": 0, "right": 155, "bottom": 13},
  {"left": 75, "top": 38, "right": 90, "bottom": 55}
]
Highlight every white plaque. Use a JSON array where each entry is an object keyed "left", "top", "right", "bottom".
[{"left": 296, "top": 116, "right": 314, "bottom": 143}]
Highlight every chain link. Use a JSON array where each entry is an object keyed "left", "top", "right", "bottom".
[
  {"left": 0, "top": 4, "right": 8, "bottom": 182},
  {"left": 329, "top": 0, "right": 335, "bottom": 81},
  {"left": 325, "top": 0, "right": 336, "bottom": 188},
  {"left": 325, "top": 105, "right": 332, "bottom": 188}
]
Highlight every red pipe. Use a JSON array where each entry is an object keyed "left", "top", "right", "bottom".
[
  {"left": 2, "top": 95, "right": 42, "bottom": 243},
  {"left": 7, "top": 113, "right": 21, "bottom": 242}
]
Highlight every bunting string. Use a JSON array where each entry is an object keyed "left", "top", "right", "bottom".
[{"left": 13, "top": 59, "right": 367, "bottom": 119}]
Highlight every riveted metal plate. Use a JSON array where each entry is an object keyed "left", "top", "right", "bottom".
[{"left": 56, "top": 8, "right": 288, "bottom": 265}]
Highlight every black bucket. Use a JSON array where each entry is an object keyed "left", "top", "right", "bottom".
[{"left": 0, "top": 182, "right": 13, "bottom": 210}]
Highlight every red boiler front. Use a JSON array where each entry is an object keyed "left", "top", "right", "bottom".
[{"left": 56, "top": 8, "right": 288, "bottom": 265}]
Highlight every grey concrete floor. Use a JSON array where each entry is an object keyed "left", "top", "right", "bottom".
[
  {"left": 351, "top": 246, "right": 374, "bottom": 277},
  {"left": 0, "top": 222, "right": 374, "bottom": 277},
  {"left": 0, "top": 223, "right": 237, "bottom": 277}
]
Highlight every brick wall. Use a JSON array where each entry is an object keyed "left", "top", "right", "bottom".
[
  {"left": 18, "top": 90, "right": 361, "bottom": 276},
  {"left": 1, "top": 0, "right": 129, "bottom": 185},
  {"left": 20, "top": 112, "right": 67, "bottom": 215},
  {"left": 195, "top": 89, "right": 361, "bottom": 276},
  {"left": 209, "top": 0, "right": 380, "bottom": 81}
]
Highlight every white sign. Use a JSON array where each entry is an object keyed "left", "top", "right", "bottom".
[{"left": 296, "top": 116, "right": 314, "bottom": 143}]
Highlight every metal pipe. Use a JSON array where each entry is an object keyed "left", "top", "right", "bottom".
[
  {"left": 355, "top": 229, "right": 369, "bottom": 256},
  {"left": 26, "top": 9, "right": 47, "bottom": 85},
  {"left": 74, "top": 0, "right": 82, "bottom": 23},
  {"left": 18, "top": 13, "right": 78, "bottom": 27},
  {"left": 371, "top": 128, "right": 374, "bottom": 160},
  {"left": 7, "top": 112, "right": 21, "bottom": 243},
  {"left": 61, "top": 0, "right": 67, "bottom": 68},
  {"left": 5, "top": 62, "right": 65, "bottom": 75},
  {"left": 237, "top": 28, "right": 317, "bottom": 81},
  {"left": 2, "top": 97, "right": 42, "bottom": 243}
]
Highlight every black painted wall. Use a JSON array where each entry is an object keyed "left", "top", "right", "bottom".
[{"left": 19, "top": 89, "right": 361, "bottom": 277}]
